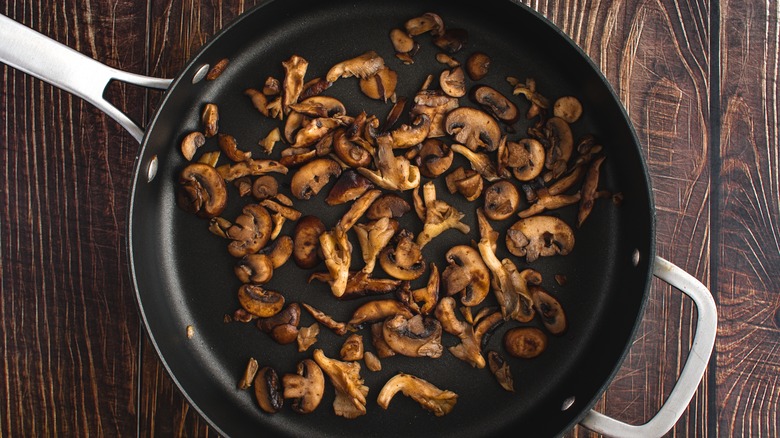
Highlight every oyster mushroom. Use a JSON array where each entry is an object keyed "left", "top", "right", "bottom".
[
  {"left": 238, "top": 285, "right": 285, "bottom": 318},
  {"left": 312, "top": 349, "right": 369, "bottom": 419},
  {"left": 500, "top": 138, "right": 546, "bottom": 181},
  {"left": 309, "top": 271, "right": 402, "bottom": 300},
  {"left": 470, "top": 85, "right": 519, "bottom": 123},
  {"left": 326, "top": 51, "right": 385, "bottom": 83},
  {"left": 445, "top": 107, "right": 502, "bottom": 151},
  {"left": 340, "top": 334, "right": 365, "bottom": 361},
  {"left": 483, "top": 181, "right": 520, "bottom": 220},
  {"left": 503, "top": 262, "right": 541, "bottom": 323},
  {"left": 377, "top": 373, "right": 457, "bottom": 416},
  {"left": 301, "top": 303, "right": 348, "bottom": 336},
  {"left": 416, "top": 181, "right": 470, "bottom": 248},
  {"left": 434, "top": 296, "right": 484, "bottom": 368},
  {"left": 245, "top": 88, "right": 271, "bottom": 117},
  {"left": 282, "top": 54, "right": 309, "bottom": 115},
  {"left": 226, "top": 204, "right": 273, "bottom": 257},
  {"left": 404, "top": 12, "right": 445, "bottom": 36},
  {"left": 371, "top": 322, "right": 396, "bottom": 358},
  {"left": 512, "top": 77, "right": 550, "bottom": 118},
  {"left": 440, "top": 67, "right": 466, "bottom": 98},
  {"left": 291, "top": 117, "right": 343, "bottom": 148},
  {"left": 332, "top": 128, "right": 373, "bottom": 168},
  {"left": 176, "top": 163, "right": 228, "bottom": 218},
  {"left": 354, "top": 217, "right": 398, "bottom": 274},
  {"left": 297, "top": 323, "right": 319, "bottom": 352},
  {"left": 288, "top": 95, "right": 346, "bottom": 118},
  {"left": 293, "top": 215, "right": 326, "bottom": 269},
  {"left": 383, "top": 314, "right": 443, "bottom": 358},
  {"left": 504, "top": 327, "right": 548, "bottom": 359},
  {"left": 335, "top": 189, "right": 382, "bottom": 232},
  {"left": 451, "top": 143, "right": 504, "bottom": 181},
  {"left": 180, "top": 131, "right": 206, "bottom": 161},
  {"left": 416, "top": 138, "right": 453, "bottom": 178},
  {"left": 465, "top": 52, "right": 490, "bottom": 80},
  {"left": 216, "top": 159, "right": 288, "bottom": 182},
  {"left": 476, "top": 208, "right": 525, "bottom": 320},
  {"left": 357, "top": 134, "right": 421, "bottom": 191},
  {"left": 366, "top": 194, "right": 410, "bottom": 220},
  {"left": 578, "top": 155, "right": 607, "bottom": 227},
  {"left": 326, "top": 170, "right": 374, "bottom": 205},
  {"left": 257, "top": 302, "right": 300, "bottom": 344},
  {"left": 282, "top": 359, "right": 325, "bottom": 414},
  {"left": 517, "top": 187, "right": 581, "bottom": 218},
  {"left": 409, "top": 263, "right": 440, "bottom": 315},
  {"left": 506, "top": 216, "right": 575, "bottom": 262},
  {"left": 254, "top": 367, "right": 283, "bottom": 413},
  {"left": 290, "top": 158, "right": 342, "bottom": 200},
  {"left": 319, "top": 228, "right": 352, "bottom": 298},
  {"left": 379, "top": 230, "right": 426, "bottom": 280},
  {"left": 441, "top": 245, "right": 490, "bottom": 307},
  {"left": 349, "top": 299, "right": 414, "bottom": 328},
  {"left": 218, "top": 133, "right": 252, "bottom": 162}
]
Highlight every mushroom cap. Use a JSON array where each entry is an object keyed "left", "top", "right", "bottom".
[
  {"left": 379, "top": 231, "right": 426, "bottom": 280},
  {"left": 282, "top": 359, "right": 325, "bottom": 414},
  {"left": 293, "top": 215, "right": 326, "bottom": 269},
  {"left": 290, "top": 158, "right": 342, "bottom": 200},
  {"left": 226, "top": 204, "right": 273, "bottom": 257},
  {"left": 440, "top": 67, "right": 466, "bottom": 98},
  {"left": 326, "top": 169, "right": 374, "bottom": 205},
  {"left": 553, "top": 96, "right": 583, "bottom": 123},
  {"left": 502, "top": 139, "right": 546, "bottom": 181},
  {"left": 505, "top": 215, "right": 575, "bottom": 262},
  {"left": 445, "top": 107, "right": 502, "bottom": 151},
  {"left": 483, "top": 181, "right": 520, "bottom": 220},
  {"left": 465, "top": 52, "right": 491, "bottom": 80},
  {"left": 332, "top": 129, "right": 373, "bottom": 168},
  {"left": 382, "top": 314, "right": 443, "bottom": 358},
  {"left": 176, "top": 163, "right": 228, "bottom": 218},
  {"left": 442, "top": 245, "right": 490, "bottom": 307},
  {"left": 238, "top": 285, "right": 285, "bottom": 318}
]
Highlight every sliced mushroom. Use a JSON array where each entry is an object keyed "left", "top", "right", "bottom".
[
  {"left": 312, "top": 349, "right": 369, "bottom": 419},
  {"left": 180, "top": 131, "right": 206, "bottom": 161},
  {"left": 554, "top": 96, "right": 583, "bottom": 123},
  {"left": 487, "top": 351, "right": 514, "bottom": 392},
  {"left": 208, "top": 216, "right": 232, "bottom": 238},
  {"left": 340, "top": 334, "right": 364, "bottom": 361},
  {"left": 336, "top": 189, "right": 382, "bottom": 233},
  {"left": 518, "top": 187, "right": 581, "bottom": 218},
  {"left": 216, "top": 159, "right": 288, "bottom": 182},
  {"left": 226, "top": 204, "right": 273, "bottom": 257},
  {"left": 251, "top": 175, "right": 279, "bottom": 200},
  {"left": 359, "top": 67, "right": 398, "bottom": 102},
  {"left": 176, "top": 163, "right": 228, "bottom": 218},
  {"left": 282, "top": 359, "right": 325, "bottom": 414},
  {"left": 310, "top": 271, "right": 403, "bottom": 300},
  {"left": 416, "top": 139, "right": 453, "bottom": 178},
  {"left": 279, "top": 147, "right": 317, "bottom": 168},
  {"left": 578, "top": 155, "right": 606, "bottom": 227},
  {"left": 282, "top": 54, "right": 309, "bottom": 115},
  {"left": 410, "top": 263, "right": 440, "bottom": 315},
  {"left": 197, "top": 150, "right": 220, "bottom": 167},
  {"left": 383, "top": 314, "right": 443, "bottom": 358},
  {"left": 364, "top": 352, "right": 382, "bottom": 372},
  {"left": 453, "top": 171, "right": 483, "bottom": 201},
  {"left": 254, "top": 366, "right": 283, "bottom": 413},
  {"left": 531, "top": 286, "right": 567, "bottom": 334},
  {"left": 411, "top": 90, "right": 459, "bottom": 138},
  {"left": 379, "top": 230, "right": 426, "bottom": 280},
  {"left": 297, "top": 323, "right": 320, "bottom": 352},
  {"left": 503, "top": 262, "right": 541, "bottom": 323},
  {"left": 471, "top": 85, "right": 519, "bottom": 123},
  {"left": 238, "top": 357, "right": 259, "bottom": 390},
  {"left": 500, "top": 138, "right": 546, "bottom": 181},
  {"left": 416, "top": 181, "right": 470, "bottom": 248},
  {"left": 504, "top": 327, "right": 547, "bottom": 359},
  {"left": 465, "top": 52, "right": 490, "bottom": 80},
  {"left": 387, "top": 114, "right": 431, "bottom": 149},
  {"left": 404, "top": 12, "right": 445, "bottom": 36},
  {"left": 440, "top": 67, "right": 466, "bottom": 98},
  {"left": 433, "top": 28, "right": 468, "bottom": 53},
  {"left": 390, "top": 28, "right": 415, "bottom": 53},
  {"left": 371, "top": 322, "right": 396, "bottom": 358},
  {"left": 349, "top": 299, "right": 413, "bottom": 328},
  {"left": 288, "top": 95, "right": 347, "bottom": 118},
  {"left": 263, "top": 76, "right": 281, "bottom": 96},
  {"left": 201, "top": 103, "right": 219, "bottom": 137},
  {"left": 238, "top": 285, "right": 285, "bottom": 318},
  {"left": 365, "top": 194, "right": 410, "bottom": 220},
  {"left": 441, "top": 245, "right": 490, "bottom": 307},
  {"left": 257, "top": 302, "right": 301, "bottom": 344},
  {"left": 290, "top": 158, "right": 342, "bottom": 200},
  {"left": 445, "top": 107, "right": 502, "bottom": 151},
  {"left": 301, "top": 302, "right": 348, "bottom": 336},
  {"left": 483, "top": 181, "right": 520, "bottom": 220},
  {"left": 512, "top": 77, "right": 550, "bottom": 118},
  {"left": 293, "top": 215, "right": 326, "bottom": 269},
  {"left": 332, "top": 129, "right": 373, "bottom": 168},
  {"left": 246, "top": 88, "right": 271, "bottom": 117},
  {"left": 377, "top": 373, "right": 457, "bottom": 416},
  {"left": 357, "top": 134, "right": 421, "bottom": 191},
  {"left": 218, "top": 134, "right": 252, "bottom": 162},
  {"left": 506, "top": 216, "right": 575, "bottom": 262},
  {"left": 319, "top": 228, "right": 352, "bottom": 298},
  {"left": 235, "top": 253, "right": 274, "bottom": 283},
  {"left": 291, "top": 117, "right": 343, "bottom": 148},
  {"left": 451, "top": 143, "right": 504, "bottom": 181},
  {"left": 434, "top": 296, "right": 484, "bottom": 368},
  {"left": 354, "top": 217, "right": 398, "bottom": 274},
  {"left": 544, "top": 117, "right": 574, "bottom": 172},
  {"left": 326, "top": 51, "right": 385, "bottom": 83},
  {"left": 300, "top": 77, "right": 332, "bottom": 100}
]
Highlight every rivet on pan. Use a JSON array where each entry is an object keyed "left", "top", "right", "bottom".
[
  {"left": 147, "top": 155, "right": 159, "bottom": 182},
  {"left": 561, "top": 396, "right": 575, "bottom": 411},
  {"left": 192, "top": 64, "right": 210, "bottom": 84},
  {"left": 631, "top": 249, "right": 641, "bottom": 267}
]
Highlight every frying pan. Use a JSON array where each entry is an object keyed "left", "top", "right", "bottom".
[{"left": 0, "top": 1, "right": 717, "bottom": 436}]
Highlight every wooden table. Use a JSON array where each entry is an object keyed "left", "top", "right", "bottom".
[{"left": 1, "top": 0, "right": 776, "bottom": 436}]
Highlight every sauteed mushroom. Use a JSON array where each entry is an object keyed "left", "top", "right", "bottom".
[
  {"left": 465, "top": 52, "right": 490, "bottom": 80},
  {"left": 312, "top": 349, "right": 369, "bottom": 419},
  {"left": 377, "top": 373, "right": 457, "bottom": 416},
  {"left": 383, "top": 314, "right": 443, "bottom": 358},
  {"left": 434, "top": 296, "right": 484, "bottom": 368},
  {"left": 470, "top": 85, "right": 518, "bottom": 123},
  {"left": 445, "top": 107, "right": 502, "bottom": 151},
  {"left": 218, "top": 133, "right": 252, "bottom": 162},
  {"left": 433, "top": 28, "right": 467, "bottom": 53},
  {"left": 348, "top": 299, "right": 413, "bottom": 328},
  {"left": 226, "top": 204, "right": 273, "bottom": 257},
  {"left": 254, "top": 367, "right": 283, "bottom": 413},
  {"left": 201, "top": 103, "right": 219, "bottom": 137},
  {"left": 359, "top": 67, "right": 397, "bottom": 102},
  {"left": 216, "top": 159, "right": 288, "bottom": 182},
  {"left": 257, "top": 302, "right": 300, "bottom": 344},
  {"left": 301, "top": 303, "right": 348, "bottom": 336},
  {"left": 451, "top": 143, "right": 504, "bottom": 181},
  {"left": 416, "top": 138, "right": 453, "bottom": 178},
  {"left": 404, "top": 12, "right": 445, "bottom": 36},
  {"left": 340, "top": 334, "right": 365, "bottom": 361},
  {"left": 416, "top": 182, "right": 470, "bottom": 248},
  {"left": 389, "top": 28, "right": 415, "bottom": 53},
  {"left": 282, "top": 359, "right": 325, "bottom": 414},
  {"left": 326, "top": 51, "right": 385, "bottom": 83},
  {"left": 332, "top": 129, "right": 373, "bottom": 168},
  {"left": 553, "top": 96, "right": 583, "bottom": 123},
  {"left": 293, "top": 215, "right": 325, "bottom": 269},
  {"left": 282, "top": 54, "right": 309, "bottom": 114},
  {"left": 500, "top": 138, "right": 545, "bottom": 181},
  {"left": 357, "top": 134, "right": 421, "bottom": 191},
  {"left": 483, "top": 181, "right": 520, "bottom": 220},
  {"left": 326, "top": 170, "right": 374, "bottom": 205},
  {"left": 411, "top": 90, "right": 459, "bottom": 138},
  {"left": 379, "top": 230, "right": 426, "bottom": 280},
  {"left": 180, "top": 131, "right": 206, "bottom": 161},
  {"left": 441, "top": 245, "right": 490, "bottom": 307},
  {"left": 354, "top": 217, "right": 398, "bottom": 274},
  {"left": 366, "top": 194, "right": 410, "bottom": 220},
  {"left": 504, "top": 327, "right": 548, "bottom": 359},
  {"left": 238, "top": 285, "right": 285, "bottom": 318},
  {"left": 252, "top": 175, "right": 279, "bottom": 200},
  {"left": 487, "top": 351, "right": 514, "bottom": 392},
  {"left": 531, "top": 286, "right": 567, "bottom": 335},
  {"left": 176, "top": 163, "right": 227, "bottom": 218},
  {"left": 506, "top": 215, "right": 575, "bottom": 262},
  {"left": 290, "top": 158, "right": 342, "bottom": 200},
  {"left": 297, "top": 323, "right": 319, "bottom": 352},
  {"left": 440, "top": 66, "right": 466, "bottom": 97}
]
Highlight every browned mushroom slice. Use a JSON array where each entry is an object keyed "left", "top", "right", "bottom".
[
  {"left": 387, "top": 114, "right": 431, "bottom": 149},
  {"left": 434, "top": 296, "right": 484, "bottom": 368},
  {"left": 326, "top": 170, "right": 374, "bottom": 205},
  {"left": 436, "top": 52, "right": 460, "bottom": 67},
  {"left": 518, "top": 187, "right": 580, "bottom": 218},
  {"left": 390, "top": 28, "right": 415, "bottom": 53},
  {"left": 279, "top": 147, "right": 317, "bottom": 168},
  {"left": 291, "top": 117, "right": 343, "bottom": 148},
  {"left": 433, "top": 28, "right": 468, "bottom": 53},
  {"left": 313, "top": 349, "right": 369, "bottom": 419},
  {"left": 218, "top": 134, "right": 251, "bottom": 162},
  {"left": 257, "top": 302, "right": 300, "bottom": 344},
  {"left": 416, "top": 139, "right": 454, "bottom": 178},
  {"left": 340, "top": 334, "right": 364, "bottom": 361},
  {"left": 301, "top": 303, "right": 348, "bottom": 336},
  {"left": 226, "top": 204, "right": 273, "bottom": 257},
  {"left": 238, "top": 357, "right": 259, "bottom": 390},
  {"left": 453, "top": 171, "right": 483, "bottom": 201},
  {"left": 365, "top": 194, "right": 410, "bottom": 220},
  {"left": 417, "top": 182, "right": 470, "bottom": 248},
  {"left": 293, "top": 215, "right": 326, "bottom": 269},
  {"left": 201, "top": 103, "right": 219, "bottom": 137},
  {"left": 217, "top": 159, "right": 288, "bottom": 182},
  {"left": 254, "top": 366, "right": 283, "bottom": 413},
  {"left": 451, "top": 143, "right": 504, "bottom": 181},
  {"left": 554, "top": 96, "right": 583, "bottom": 123},
  {"left": 238, "top": 285, "right": 285, "bottom": 318},
  {"left": 512, "top": 77, "right": 550, "bottom": 118},
  {"left": 578, "top": 155, "right": 606, "bottom": 227},
  {"left": 441, "top": 245, "right": 491, "bottom": 307},
  {"left": 319, "top": 228, "right": 352, "bottom": 298},
  {"left": 197, "top": 150, "right": 220, "bottom": 167},
  {"left": 310, "top": 271, "right": 403, "bottom": 300},
  {"left": 411, "top": 90, "right": 459, "bottom": 138},
  {"left": 487, "top": 351, "right": 514, "bottom": 392},
  {"left": 465, "top": 52, "right": 491, "bottom": 80},
  {"left": 261, "top": 199, "right": 301, "bottom": 222},
  {"left": 445, "top": 107, "right": 502, "bottom": 151},
  {"left": 354, "top": 217, "right": 398, "bottom": 274},
  {"left": 257, "top": 128, "right": 281, "bottom": 155},
  {"left": 503, "top": 262, "right": 541, "bottom": 323},
  {"left": 383, "top": 314, "right": 443, "bottom": 358},
  {"left": 282, "top": 359, "right": 325, "bottom": 413},
  {"left": 176, "top": 163, "right": 227, "bottom": 218},
  {"left": 505, "top": 216, "right": 575, "bottom": 262},
  {"left": 476, "top": 208, "right": 518, "bottom": 319},
  {"left": 483, "top": 181, "right": 520, "bottom": 220},
  {"left": 333, "top": 131, "right": 372, "bottom": 171},
  {"left": 348, "top": 299, "right": 413, "bottom": 328},
  {"left": 206, "top": 58, "right": 229, "bottom": 80},
  {"left": 544, "top": 117, "right": 574, "bottom": 173},
  {"left": 404, "top": 12, "right": 445, "bottom": 36},
  {"left": 359, "top": 67, "right": 398, "bottom": 102},
  {"left": 326, "top": 51, "right": 385, "bottom": 83},
  {"left": 288, "top": 96, "right": 347, "bottom": 118},
  {"left": 336, "top": 189, "right": 382, "bottom": 233},
  {"left": 290, "top": 158, "right": 342, "bottom": 200},
  {"left": 500, "top": 138, "right": 546, "bottom": 181},
  {"left": 297, "top": 323, "right": 320, "bottom": 352},
  {"left": 208, "top": 216, "right": 232, "bottom": 238},
  {"left": 440, "top": 67, "right": 466, "bottom": 98},
  {"left": 245, "top": 88, "right": 271, "bottom": 117},
  {"left": 180, "top": 131, "right": 206, "bottom": 161},
  {"left": 531, "top": 286, "right": 567, "bottom": 335},
  {"left": 377, "top": 373, "right": 457, "bottom": 416},
  {"left": 263, "top": 76, "right": 281, "bottom": 96},
  {"left": 471, "top": 85, "right": 519, "bottom": 123},
  {"left": 282, "top": 55, "right": 309, "bottom": 115},
  {"left": 371, "top": 322, "right": 396, "bottom": 358},
  {"left": 379, "top": 230, "right": 426, "bottom": 280},
  {"left": 357, "top": 134, "right": 421, "bottom": 191},
  {"left": 504, "top": 327, "right": 548, "bottom": 358},
  {"left": 364, "top": 352, "right": 382, "bottom": 372},
  {"left": 235, "top": 253, "right": 274, "bottom": 284},
  {"left": 251, "top": 175, "right": 279, "bottom": 200},
  {"left": 473, "top": 310, "right": 503, "bottom": 350}
]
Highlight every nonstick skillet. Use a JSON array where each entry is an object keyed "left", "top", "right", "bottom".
[{"left": 0, "top": 1, "right": 716, "bottom": 437}]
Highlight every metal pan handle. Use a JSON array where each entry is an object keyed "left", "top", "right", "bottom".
[
  {"left": 580, "top": 256, "right": 717, "bottom": 437},
  {"left": 0, "top": 14, "right": 171, "bottom": 143}
]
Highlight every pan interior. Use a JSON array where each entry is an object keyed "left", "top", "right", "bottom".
[{"left": 130, "top": 0, "right": 655, "bottom": 437}]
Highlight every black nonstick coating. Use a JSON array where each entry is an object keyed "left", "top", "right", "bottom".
[{"left": 128, "top": 0, "right": 655, "bottom": 436}]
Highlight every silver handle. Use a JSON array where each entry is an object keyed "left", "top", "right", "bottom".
[
  {"left": 0, "top": 14, "right": 172, "bottom": 143},
  {"left": 580, "top": 256, "right": 717, "bottom": 437}
]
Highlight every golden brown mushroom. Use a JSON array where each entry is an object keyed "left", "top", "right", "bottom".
[{"left": 377, "top": 373, "right": 457, "bottom": 416}]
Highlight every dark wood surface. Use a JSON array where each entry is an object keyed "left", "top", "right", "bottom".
[{"left": 0, "top": 0, "right": 776, "bottom": 436}]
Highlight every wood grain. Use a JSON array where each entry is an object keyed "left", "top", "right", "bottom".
[
  {"left": 0, "top": 0, "right": 147, "bottom": 436},
  {"left": 718, "top": 0, "right": 780, "bottom": 436}
]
